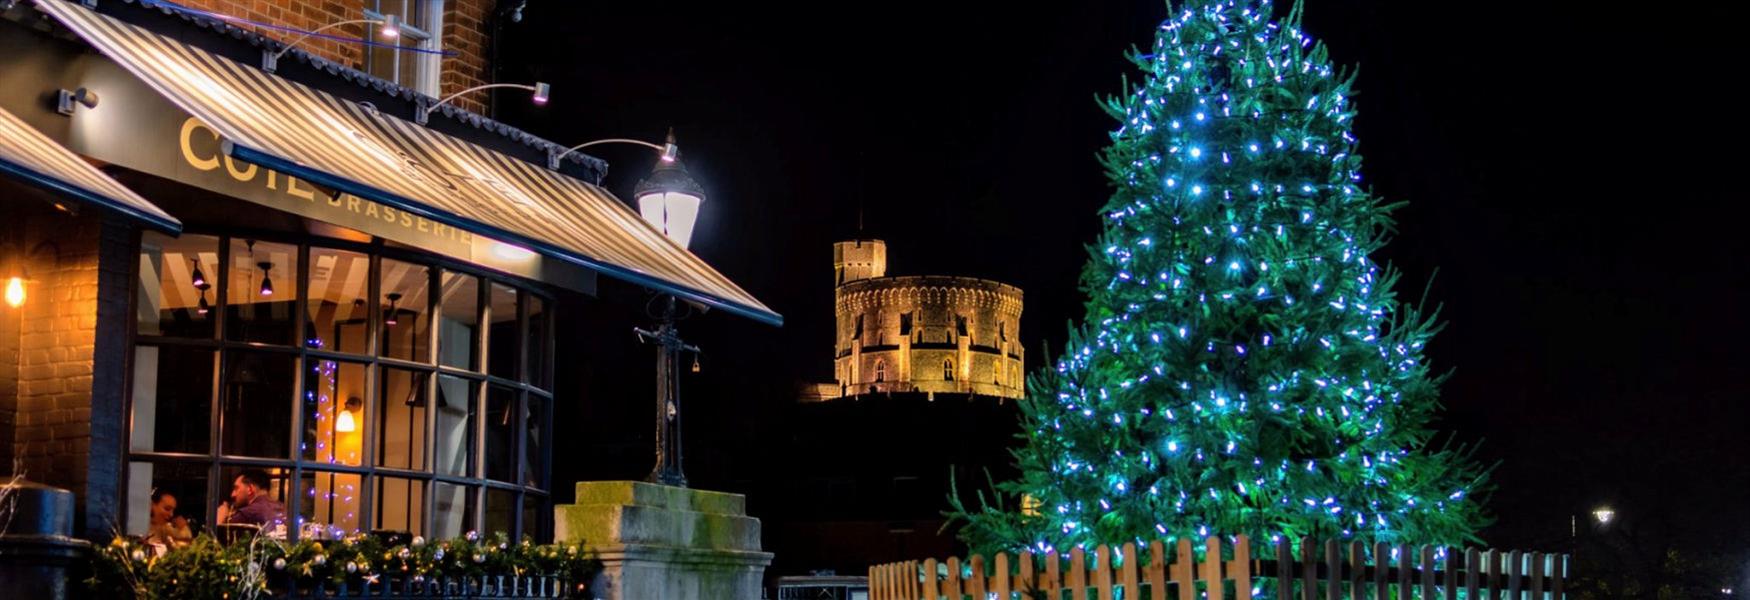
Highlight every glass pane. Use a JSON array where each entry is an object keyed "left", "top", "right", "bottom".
[
  {"left": 397, "top": 49, "right": 421, "bottom": 88},
  {"left": 221, "top": 351, "right": 296, "bottom": 458},
  {"left": 380, "top": 259, "right": 432, "bottom": 362},
  {"left": 304, "top": 248, "right": 370, "bottom": 354},
  {"left": 130, "top": 346, "right": 214, "bottom": 454},
  {"left": 375, "top": 477, "right": 426, "bottom": 536},
  {"left": 125, "top": 461, "right": 209, "bottom": 540},
  {"left": 520, "top": 493, "right": 544, "bottom": 541},
  {"left": 225, "top": 239, "right": 298, "bottom": 345},
  {"left": 219, "top": 466, "right": 292, "bottom": 533},
  {"left": 526, "top": 296, "right": 548, "bottom": 388},
  {"left": 377, "top": 368, "right": 428, "bottom": 471},
  {"left": 432, "top": 482, "right": 475, "bottom": 539},
  {"left": 523, "top": 394, "right": 546, "bottom": 490},
  {"left": 301, "top": 359, "right": 367, "bottom": 466},
  {"left": 366, "top": 36, "right": 396, "bottom": 83},
  {"left": 297, "top": 471, "right": 362, "bottom": 540},
  {"left": 484, "top": 385, "right": 516, "bottom": 482},
  {"left": 434, "top": 375, "right": 477, "bottom": 477},
  {"left": 137, "top": 232, "right": 218, "bottom": 339},
  {"left": 486, "top": 283, "right": 519, "bottom": 380},
  {"left": 483, "top": 488, "right": 515, "bottom": 538},
  {"left": 438, "top": 272, "right": 478, "bottom": 370}
]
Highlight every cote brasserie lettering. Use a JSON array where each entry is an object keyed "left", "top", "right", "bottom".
[{"left": 177, "top": 117, "right": 472, "bottom": 247}]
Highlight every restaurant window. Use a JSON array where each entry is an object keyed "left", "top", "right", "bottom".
[
  {"left": 364, "top": 0, "right": 443, "bottom": 96},
  {"left": 129, "top": 232, "right": 554, "bottom": 542},
  {"left": 226, "top": 239, "right": 298, "bottom": 345}
]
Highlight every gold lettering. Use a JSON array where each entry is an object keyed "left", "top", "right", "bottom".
[
  {"left": 326, "top": 191, "right": 343, "bottom": 207},
  {"left": 400, "top": 212, "right": 413, "bottom": 228},
  {"left": 365, "top": 202, "right": 379, "bottom": 218},
  {"left": 286, "top": 176, "right": 316, "bottom": 200},
  {"left": 179, "top": 118, "right": 221, "bottom": 172},
  {"left": 222, "top": 154, "right": 258, "bottom": 182},
  {"left": 266, "top": 169, "right": 278, "bottom": 190},
  {"left": 348, "top": 197, "right": 362, "bottom": 213},
  {"left": 417, "top": 217, "right": 430, "bottom": 233},
  {"left": 383, "top": 206, "right": 397, "bottom": 223}
]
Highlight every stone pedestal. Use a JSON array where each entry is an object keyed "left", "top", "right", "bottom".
[{"left": 555, "top": 481, "right": 772, "bottom": 600}]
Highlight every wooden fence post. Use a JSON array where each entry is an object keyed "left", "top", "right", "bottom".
[
  {"left": 1175, "top": 538, "right": 1198, "bottom": 600},
  {"left": 1372, "top": 542, "right": 1391, "bottom": 600},
  {"left": 1096, "top": 544, "right": 1116, "bottom": 600},
  {"left": 1348, "top": 541, "right": 1365, "bottom": 598},
  {"left": 1231, "top": 536, "right": 1252, "bottom": 600},
  {"left": 1121, "top": 542, "right": 1141, "bottom": 600},
  {"left": 922, "top": 558, "right": 938, "bottom": 600},
  {"left": 1300, "top": 537, "right": 1318, "bottom": 600},
  {"left": 1205, "top": 537, "right": 1227, "bottom": 600},
  {"left": 1148, "top": 540, "right": 1169, "bottom": 600},
  {"left": 994, "top": 553, "right": 1012, "bottom": 599}
]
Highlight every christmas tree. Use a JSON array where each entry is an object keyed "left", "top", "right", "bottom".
[{"left": 953, "top": 0, "right": 1490, "bottom": 554}]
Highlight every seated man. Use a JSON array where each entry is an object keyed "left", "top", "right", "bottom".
[{"left": 216, "top": 468, "right": 285, "bottom": 527}]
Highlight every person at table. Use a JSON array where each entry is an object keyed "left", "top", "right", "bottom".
[
  {"left": 215, "top": 469, "right": 285, "bottom": 527},
  {"left": 146, "top": 489, "right": 193, "bottom": 547}
]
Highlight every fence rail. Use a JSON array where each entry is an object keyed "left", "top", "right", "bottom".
[
  {"left": 868, "top": 536, "right": 1568, "bottom": 600},
  {"left": 270, "top": 575, "right": 581, "bottom": 598}
]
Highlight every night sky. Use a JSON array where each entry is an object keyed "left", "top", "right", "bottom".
[{"left": 496, "top": 0, "right": 1747, "bottom": 564}]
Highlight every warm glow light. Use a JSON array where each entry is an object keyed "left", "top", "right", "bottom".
[
  {"left": 638, "top": 191, "right": 702, "bottom": 250},
  {"left": 335, "top": 409, "right": 357, "bottom": 433},
  {"left": 4, "top": 277, "right": 23, "bottom": 308},
  {"left": 380, "top": 14, "right": 400, "bottom": 39},
  {"left": 1592, "top": 507, "right": 1615, "bottom": 525},
  {"left": 532, "top": 82, "right": 551, "bottom": 105}
]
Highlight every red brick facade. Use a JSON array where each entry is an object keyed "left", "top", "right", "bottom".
[{"left": 170, "top": 0, "right": 497, "bottom": 113}]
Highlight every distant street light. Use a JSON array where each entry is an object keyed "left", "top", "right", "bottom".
[{"left": 1592, "top": 507, "right": 1616, "bottom": 525}]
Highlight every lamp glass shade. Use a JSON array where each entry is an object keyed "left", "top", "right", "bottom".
[
  {"left": 4, "top": 277, "right": 23, "bottom": 308},
  {"left": 637, "top": 190, "right": 701, "bottom": 250},
  {"left": 335, "top": 409, "right": 357, "bottom": 433}
]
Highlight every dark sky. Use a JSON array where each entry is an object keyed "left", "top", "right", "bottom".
[{"left": 498, "top": 0, "right": 1747, "bottom": 557}]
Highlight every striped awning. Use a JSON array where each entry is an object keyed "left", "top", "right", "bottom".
[
  {"left": 0, "top": 104, "right": 180, "bottom": 233},
  {"left": 36, "top": 0, "right": 779, "bottom": 325}
]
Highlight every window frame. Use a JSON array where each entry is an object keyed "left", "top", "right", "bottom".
[
  {"left": 127, "top": 230, "right": 556, "bottom": 543},
  {"left": 363, "top": 0, "right": 444, "bottom": 97}
]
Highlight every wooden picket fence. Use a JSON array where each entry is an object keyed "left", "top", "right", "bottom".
[{"left": 868, "top": 536, "right": 1568, "bottom": 600}]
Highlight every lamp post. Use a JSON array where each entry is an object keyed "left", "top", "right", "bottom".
[{"left": 627, "top": 132, "right": 705, "bottom": 487}]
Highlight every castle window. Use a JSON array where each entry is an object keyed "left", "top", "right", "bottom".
[
  {"left": 854, "top": 314, "right": 864, "bottom": 339},
  {"left": 956, "top": 315, "right": 969, "bottom": 337},
  {"left": 999, "top": 321, "right": 1008, "bottom": 342},
  {"left": 900, "top": 312, "right": 913, "bottom": 336},
  {"left": 943, "top": 359, "right": 954, "bottom": 381},
  {"left": 875, "top": 360, "right": 886, "bottom": 382}
]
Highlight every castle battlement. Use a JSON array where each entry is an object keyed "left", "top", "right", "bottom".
[{"left": 815, "top": 240, "right": 1024, "bottom": 401}]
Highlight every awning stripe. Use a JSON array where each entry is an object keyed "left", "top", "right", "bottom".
[
  {"left": 36, "top": 0, "right": 778, "bottom": 325},
  {"left": 0, "top": 105, "right": 181, "bottom": 233}
]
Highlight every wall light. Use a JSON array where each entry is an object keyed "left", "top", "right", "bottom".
[
  {"left": 417, "top": 82, "right": 549, "bottom": 124},
  {"left": 262, "top": 15, "right": 400, "bottom": 72},
  {"left": 4, "top": 276, "right": 24, "bottom": 308}
]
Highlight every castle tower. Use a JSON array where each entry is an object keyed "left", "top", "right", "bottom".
[
  {"left": 817, "top": 239, "right": 1023, "bottom": 401},
  {"left": 833, "top": 239, "right": 886, "bottom": 286}
]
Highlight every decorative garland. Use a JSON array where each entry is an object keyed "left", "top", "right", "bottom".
[{"left": 89, "top": 531, "right": 600, "bottom": 599}]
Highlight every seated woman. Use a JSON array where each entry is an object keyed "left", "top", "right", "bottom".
[{"left": 145, "top": 489, "right": 193, "bottom": 548}]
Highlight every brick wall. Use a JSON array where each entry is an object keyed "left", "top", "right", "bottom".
[
  {"left": 7, "top": 211, "right": 103, "bottom": 499},
  {"left": 169, "top": 0, "right": 498, "bottom": 114},
  {"left": 1, "top": 205, "right": 133, "bottom": 536}
]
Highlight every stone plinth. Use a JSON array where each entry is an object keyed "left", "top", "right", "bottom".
[{"left": 555, "top": 481, "right": 772, "bottom": 600}]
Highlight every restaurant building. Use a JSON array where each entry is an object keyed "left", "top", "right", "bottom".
[{"left": 0, "top": 0, "right": 779, "bottom": 545}]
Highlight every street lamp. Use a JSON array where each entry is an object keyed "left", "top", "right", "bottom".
[
  {"left": 1592, "top": 506, "right": 1615, "bottom": 525},
  {"left": 627, "top": 131, "right": 705, "bottom": 488}
]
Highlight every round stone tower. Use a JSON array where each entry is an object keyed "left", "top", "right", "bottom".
[{"left": 828, "top": 240, "right": 1023, "bottom": 400}]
